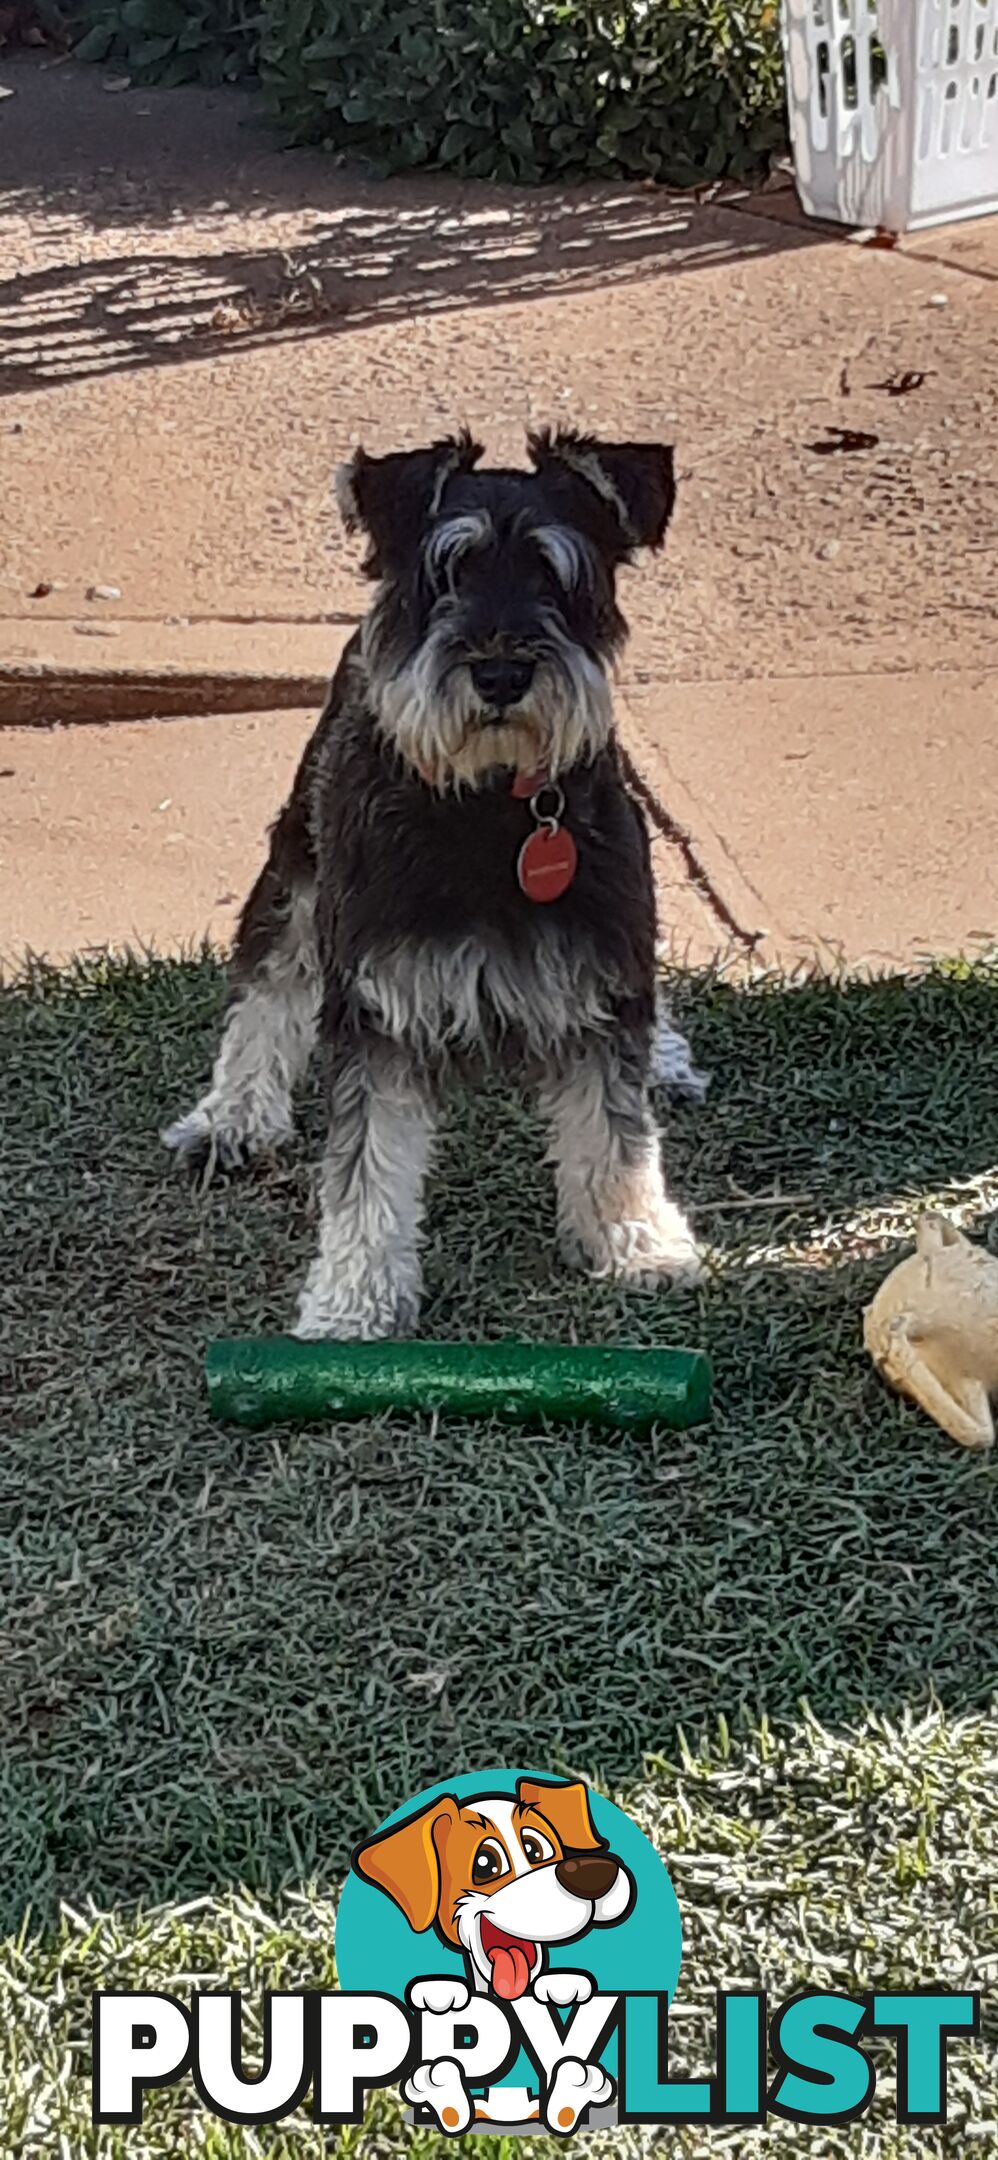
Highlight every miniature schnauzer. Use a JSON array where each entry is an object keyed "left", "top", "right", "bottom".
[{"left": 164, "top": 428, "right": 704, "bottom": 1338}]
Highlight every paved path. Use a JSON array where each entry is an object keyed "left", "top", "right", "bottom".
[{"left": 1, "top": 54, "right": 996, "bottom": 967}]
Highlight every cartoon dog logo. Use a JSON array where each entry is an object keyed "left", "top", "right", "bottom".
[{"left": 352, "top": 1775, "right": 634, "bottom": 2130}]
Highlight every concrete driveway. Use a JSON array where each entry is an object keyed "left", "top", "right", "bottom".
[{"left": 1, "top": 54, "right": 996, "bottom": 969}]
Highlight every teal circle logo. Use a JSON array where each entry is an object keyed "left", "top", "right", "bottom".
[{"left": 336, "top": 1767, "right": 681, "bottom": 2121}]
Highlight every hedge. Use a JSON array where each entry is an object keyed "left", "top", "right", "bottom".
[
  {"left": 69, "top": 1, "right": 787, "bottom": 187},
  {"left": 70, "top": 0, "right": 259, "bottom": 86}
]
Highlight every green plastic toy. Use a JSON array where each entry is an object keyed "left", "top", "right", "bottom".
[{"left": 205, "top": 1336, "right": 711, "bottom": 1433}]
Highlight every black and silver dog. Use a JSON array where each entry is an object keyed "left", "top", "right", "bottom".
[{"left": 164, "top": 428, "right": 703, "bottom": 1338}]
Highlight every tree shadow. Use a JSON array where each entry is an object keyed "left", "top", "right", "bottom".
[
  {"left": 0, "top": 55, "right": 821, "bottom": 396},
  {"left": 3, "top": 953, "right": 997, "bottom": 1932}
]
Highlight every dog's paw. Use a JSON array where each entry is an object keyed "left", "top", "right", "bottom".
[
  {"left": 162, "top": 1099, "right": 293, "bottom": 1179},
  {"left": 162, "top": 1105, "right": 243, "bottom": 1177},
  {"left": 294, "top": 1261, "right": 422, "bottom": 1341},
  {"left": 409, "top": 1978, "right": 471, "bottom": 2015},
  {"left": 404, "top": 2059, "right": 472, "bottom": 2133},
  {"left": 545, "top": 2059, "right": 614, "bottom": 2134},
  {"left": 614, "top": 1207, "right": 705, "bottom": 1288},
  {"left": 572, "top": 1207, "right": 704, "bottom": 1290},
  {"left": 532, "top": 1971, "right": 593, "bottom": 2008}
]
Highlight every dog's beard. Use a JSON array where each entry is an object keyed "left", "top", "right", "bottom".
[{"left": 365, "top": 607, "right": 612, "bottom": 790}]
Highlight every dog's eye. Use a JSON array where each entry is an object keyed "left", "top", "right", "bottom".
[
  {"left": 521, "top": 1831, "right": 554, "bottom": 1866},
  {"left": 472, "top": 1839, "right": 507, "bottom": 1884}
]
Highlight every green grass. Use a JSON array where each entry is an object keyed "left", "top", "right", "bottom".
[{"left": 2, "top": 951, "right": 998, "bottom": 2156}]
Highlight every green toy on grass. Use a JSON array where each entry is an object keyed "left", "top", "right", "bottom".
[{"left": 205, "top": 1336, "right": 711, "bottom": 1433}]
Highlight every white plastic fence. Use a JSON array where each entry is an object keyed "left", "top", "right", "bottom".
[{"left": 781, "top": 0, "right": 998, "bottom": 232}]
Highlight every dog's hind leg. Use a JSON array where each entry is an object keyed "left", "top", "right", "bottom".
[
  {"left": 541, "top": 1039, "right": 702, "bottom": 1287},
  {"left": 649, "top": 982, "right": 709, "bottom": 1101},
  {"left": 295, "top": 1034, "right": 437, "bottom": 1340},
  {"left": 163, "top": 790, "right": 319, "bottom": 1174}
]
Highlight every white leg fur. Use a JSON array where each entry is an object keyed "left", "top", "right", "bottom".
[
  {"left": 542, "top": 1056, "right": 702, "bottom": 1286},
  {"left": 295, "top": 1048, "right": 437, "bottom": 1341},
  {"left": 532, "top": 1972, "right": 593, "bottom": 2008},
  {"left": 163, "top": 886, "right": 318, "bottom": 1170},
  {"left": 404, "top": 2059, "right": 473, "bottom": 2134},
  {"left": 545, "top": 2059, "right": 614, "bottom": 2134}
]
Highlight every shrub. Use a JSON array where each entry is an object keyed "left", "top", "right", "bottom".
[
  {"left": 256, "top": 0, "right": 786, "bottom": 184},
  {"left": 69, "top": 0, "right": 787, "bottom": 184},
  {"left": 70, "top": 0, "right": 260, "bottom": 86}
]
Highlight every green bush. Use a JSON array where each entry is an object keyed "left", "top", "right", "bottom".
[
  {"left": 70, "top": 0, "right": 787, "bottom": 185},
  {"left": 258, "top": 0, "right": 785, "bottom": 184},
  {"left": 69, "top": 0, "right": 260, "bottom": 87}
]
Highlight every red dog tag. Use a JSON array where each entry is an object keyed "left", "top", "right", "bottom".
[{"left": 517, "top": 822, "right": 578, "bottom": 902}]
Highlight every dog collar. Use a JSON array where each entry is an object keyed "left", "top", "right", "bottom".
[{"left": 513, "top": 768, "right": 578, "bottom": 903}]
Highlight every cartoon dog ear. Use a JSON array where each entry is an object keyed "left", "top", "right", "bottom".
[
  {"left": 335, "top": 431, "right": 484, "bottom": 578},
  {"left": 516, "top": 1777, "right": 606, "bottom": 1854},
  {"left": 527, "top": 428, "right": 676, "bottom": 554},
  {"left": 352, "top": 1795, "right": 462, "bottom": 1932}
]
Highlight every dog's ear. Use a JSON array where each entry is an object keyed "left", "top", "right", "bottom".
[
  {"left": 527, "top": 428, "right": 676, "bottom": 554},
  {"left": 352, "top": 1794, "right": 462, "bottom": 1931},
  {"left": 517, "top": 1777, "right": 606, "bottom": 1854},
  {"left": 336, "top": 431, "right": 484, "bottom": 577}
]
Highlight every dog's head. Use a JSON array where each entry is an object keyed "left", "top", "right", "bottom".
[
  {"left": 353, "top": 1776, "right": 634, "bottom": 2000},
  {"left": 337, "top": 428, "right": 676, "bottom": 790}
]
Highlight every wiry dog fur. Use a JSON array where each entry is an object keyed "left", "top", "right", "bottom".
[{"left": 164, "top": 428, "right": 703, "bottom": 1339}]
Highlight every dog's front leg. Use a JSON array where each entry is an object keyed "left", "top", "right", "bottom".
[
  {"left": 295, "top": 1031, "right": 437, "bottom": 1341},
  {"left": 163, "top": 790, "right": 319, "bottom": 1175},
  {"left": 544, "top": 2059, "right": 614, "bottom": 2134},
  {"left": 403, "top": 1980, "right": 475, "bottom": 2133},
  {"left": 541, "top": 1039, "right": 702, "bottom": 1287},
  {"left": 404, "top": 2058, "right": 474, "bottom": 2134}
]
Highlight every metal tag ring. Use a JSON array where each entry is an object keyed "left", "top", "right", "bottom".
[{"left": 530, "top": 781, "right": 565, "bottom": 825}]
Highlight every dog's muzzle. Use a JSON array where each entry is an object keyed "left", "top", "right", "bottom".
[{"left": 470, "top": 656, "right": 536, "bottom": 711}]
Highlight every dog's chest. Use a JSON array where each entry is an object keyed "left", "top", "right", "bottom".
[
  {"left": 317, "top": 720, "right": 656, "bottom": 1053},
  {"left": 353, "top": 930, "right": 613, "bottom": 1059},
  {"left": 327, "top": 742, "right": 650, "bottom": 956}
]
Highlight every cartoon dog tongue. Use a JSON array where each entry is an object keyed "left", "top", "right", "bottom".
[{"left": 487, "top": 1939, "right": 534, "bottom": 2000}]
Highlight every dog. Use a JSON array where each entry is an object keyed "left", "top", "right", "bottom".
[
  {"left": 353, "top": 1775, "right": 633, "bottom": 2130},
  {"left": 164, "top": 427, "right": 703, "bottom": 1338}
]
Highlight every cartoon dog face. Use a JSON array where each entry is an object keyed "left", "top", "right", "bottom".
[{"left": 353, "top": 1777, "right": 634, "bottom": 2000}]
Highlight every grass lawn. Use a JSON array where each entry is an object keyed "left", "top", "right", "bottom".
[{"left": 2, "top": 950, "right": 997, "bottom": 2157}]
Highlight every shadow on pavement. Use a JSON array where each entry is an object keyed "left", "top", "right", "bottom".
[{"left": 0, "top": 55, "right": 823, "bottom": 396}]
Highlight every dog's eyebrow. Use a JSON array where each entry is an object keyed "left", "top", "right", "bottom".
[
  {"left": 464, "top": 1810, "right": 490, "bottom": 1831},
  {"left": 532, "top": 523, "right": 595, "bottom": 593},
  {"left": 511, "top": 1800, "right": 548, "bottom": 1825},
  {"left": 424, "top": 511, "right": 493, "bottom": 584}
]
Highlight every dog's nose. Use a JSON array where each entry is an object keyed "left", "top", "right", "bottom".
[
  {"left": 470, "top": 657, "right": 535, "bottom": 710},
  {"left": 555, "top": 1853, "right": 619, "bottom": 1902}
]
